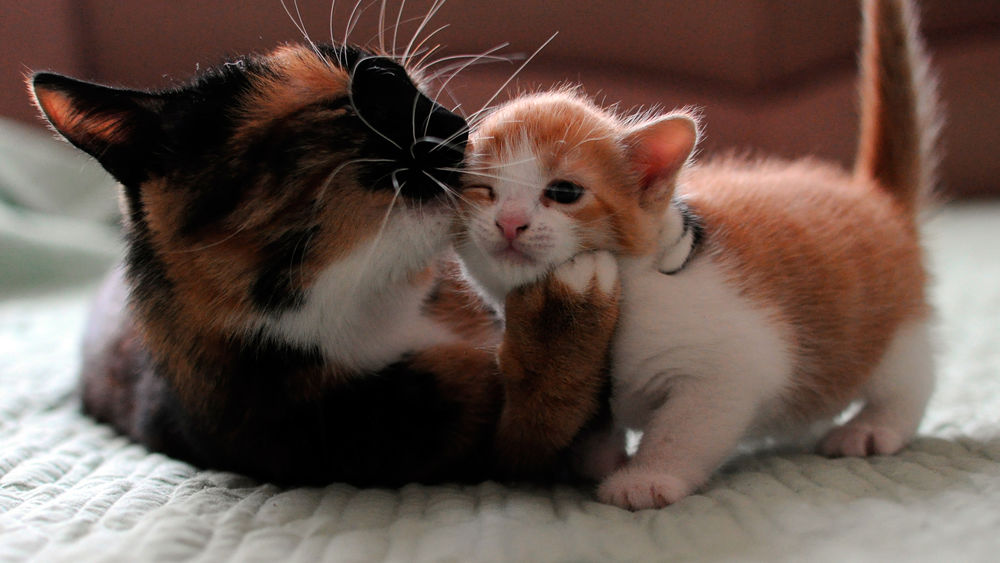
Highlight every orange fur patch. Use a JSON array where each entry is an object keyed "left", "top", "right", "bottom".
[
  {"left": 683, "top": 158, "right": 928, "bottom": 417},
  {"left": 33, "top": 87, "right": 128, "bottom": 145},
  {"left": 494, "top": 266, "right": 620, "bottom": 474},
  {"left": 239, "top": 45, "right": 350, "bottom": 126}
]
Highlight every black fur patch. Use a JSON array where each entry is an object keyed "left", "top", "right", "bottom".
[
  {"left": 250, "top": 226, "right": 319, "bottom": 312},
  {"left": 157, "top": 338, "right": 485, "bottom": 486}
]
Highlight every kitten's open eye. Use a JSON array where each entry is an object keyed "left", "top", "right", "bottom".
[
  {"left": 544, "top": 180, "right": 585, "bottom": 204},
  {"left": 464, "top": 185, "right": 495, "bottom": 201}
]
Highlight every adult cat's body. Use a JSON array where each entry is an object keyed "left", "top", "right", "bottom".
[
  {"left": 455, "top": 0, "right": 938, "bottom": 509},
  {"left": 31, "top": 43, "right": 619, "bottom": 485}
]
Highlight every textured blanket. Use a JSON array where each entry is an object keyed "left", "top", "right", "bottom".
[{"left": 2, "top": 118, "right": 999, "bottom": 562}]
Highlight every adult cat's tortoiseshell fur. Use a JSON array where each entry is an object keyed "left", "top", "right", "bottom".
[{"left": 31, "top": 43, "right": 619, "bottom": 485}]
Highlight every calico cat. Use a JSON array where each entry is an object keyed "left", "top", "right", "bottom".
[
  {"left": 30, "top": 42, "right": 620, "bottom": 485},
  {"left": 454, "top": 0, "right": 938, "bottom": 509}
]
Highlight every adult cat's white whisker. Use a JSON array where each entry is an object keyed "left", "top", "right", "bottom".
[
  {"left": 402, "top": 0, "right": 447, "bottom": 64},
  {"left": 422, "top": 170, "right": 471, "bottom": 207},
  {"left": 412, "top": 44, "right": 444, "bottom": 76},
  {"left": 348, "top": 171, "right": 405, "bottom": 295},
  {"left": 446, "top": 168, "right": 542, "bottom": 190},
  {"left": 362, "top": 14, "right": 427, "bottom": 53},
  {"left": 431, "top": 44, "right": 512, "bottom": 101},
  {"left": 167, "top": 224, "right": 251, "bottom": 254},
  {"left": 422, "top": 49, "right": 513, "bottom": 70},
  {"left": 281, "top": 0, "right": 321, "bottom": 58},
  {"left": 423, "top": 52, "right": 512, "bottom": 84},
  {"left": 466, "top": 31, "right": 558, "bottom": 126},
  {"left": 377, "top": 0, "right": 388, "bottom": 54},
  {"left": 343, "top": 0, "right": 374, "bottom": 48},
  {"left": 391, "top": 0, "right": 407, "bottom": 57},
  {"left": 312, "top": 157, "right": 397, "bottom": 214},
  {"left": 405, "top": 23, "right": 450, "bottom": 67},
  {"left": 328, "top": 0, "right": 338, "bottom": 48}
]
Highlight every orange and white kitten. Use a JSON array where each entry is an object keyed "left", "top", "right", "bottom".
[{"left": 455, "top": 0, "right": 939, "bottom": 509}]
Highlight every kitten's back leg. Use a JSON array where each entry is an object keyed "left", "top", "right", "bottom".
[{"left": 820, "top": 320, "right": 935, "bottom": 457}]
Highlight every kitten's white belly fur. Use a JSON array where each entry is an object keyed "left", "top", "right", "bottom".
[{"left": 611, "top": 252, "right": 793, "bottom": 436}]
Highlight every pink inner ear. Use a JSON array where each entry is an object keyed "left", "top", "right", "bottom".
[
  {"left": 35, "top": 87, "right": 125, "bottom": 144},
  {"left": 33, "top": 87, "right": 75, "bottom": 129},
  {"left": 629, "top": 117, "right": 697, "bottom": 188}
]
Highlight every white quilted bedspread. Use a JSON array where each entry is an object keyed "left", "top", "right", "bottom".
[{"left": 2, "top": 122, "right": 999, "bottom": 562}]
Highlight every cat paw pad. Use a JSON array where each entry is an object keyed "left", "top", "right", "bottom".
[
  {"left": 597, "top": 467, "right": 692, "bottom": 510},
  {"left": 554, "top": 251, "right": 618, "bottom": 295},
  {"left": 819, "top": 423, "right": 905, "bottom": 457}
]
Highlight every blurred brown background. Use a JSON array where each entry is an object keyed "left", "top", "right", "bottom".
[{"left": 2, "top": 0, "right": 998, "bottom": 197}]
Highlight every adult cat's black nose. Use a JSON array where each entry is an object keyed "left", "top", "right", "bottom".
[
  {"left": 350, "top": 56, "right": 467, "bottom": 171},
  {"left": 350, "top": 56, "right": 467, "bottom": 200}
]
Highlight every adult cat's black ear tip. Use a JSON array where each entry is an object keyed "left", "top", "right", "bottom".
[
  {"left": 29, "top": 72, "right": 79, "bottom": 98},
  {"left": 31, "top": 71, "right": 62, "bottom": 87}
]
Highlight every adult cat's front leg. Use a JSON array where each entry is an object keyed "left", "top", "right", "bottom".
[{"left": 493, "top": 251, "right": 621, "bottom": 477}]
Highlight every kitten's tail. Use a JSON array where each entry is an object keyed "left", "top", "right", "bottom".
[{"left": 854, "top": 0, "right": 942, "bottom": 214}]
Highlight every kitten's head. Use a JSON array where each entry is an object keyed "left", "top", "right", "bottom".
[
  {"left": 30, "top": 44, "right": 468, "bottom": 334},
  {"left": 455, "top": 90, "right": 698, "bottom": 305}
]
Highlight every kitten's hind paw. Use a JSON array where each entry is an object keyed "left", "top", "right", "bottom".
[
  {"left": 597, "top": 467, "right": 693, "bottom": 511},
  {"left": 819, "top": 423, "right": 905, "bottom": 457},
  {"left": 553, "top": 250, "right": 618, "bottom": 296}
]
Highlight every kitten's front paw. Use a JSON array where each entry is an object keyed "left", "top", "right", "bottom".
[
  {"left": 552, "top": 250, "right": 618, "bottom": 297},
  {"left": 597, "top": 466, "right": 694, "bottom": 511},
  {"left": 819, "top": 423, "right": 905, "bottom": 457}
]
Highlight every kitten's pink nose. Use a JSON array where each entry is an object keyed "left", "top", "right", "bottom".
[{"left": 496, "top": 212, "right": 530, "bottom": 241}]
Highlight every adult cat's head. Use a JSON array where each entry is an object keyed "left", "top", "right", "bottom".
[{"left": 31, "top": 44, "right": 467, "bottom": 339}]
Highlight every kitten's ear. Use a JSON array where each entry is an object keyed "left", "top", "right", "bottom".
[
  {"left": 622, "top": 113, "right": 699, "bottom": 210},
  {"left": 30, "top": 72, "right": 165, "bottom": 186}
]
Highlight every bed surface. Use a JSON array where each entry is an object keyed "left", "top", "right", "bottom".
[{"left": 2, "top": 119, "right": 999, "bottom": 562}]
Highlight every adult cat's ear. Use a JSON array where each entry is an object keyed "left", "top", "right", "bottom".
[
  {"left": 30, "top": 72, "right": 165, "bottom": 186},
  {"left": 622, "top": 113, "right": 699, "bottom": 210}
]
